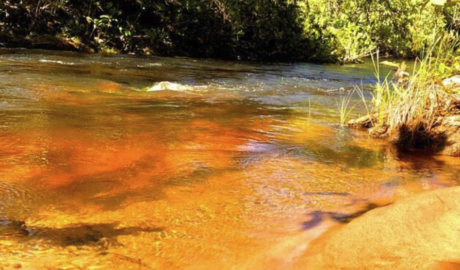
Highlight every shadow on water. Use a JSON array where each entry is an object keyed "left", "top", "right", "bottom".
[
  {"left": 393, "top": 145, "right": 453, "bottom": 172},
  {"left": 301, "top": 203, "right": 392, "bottom": 230},
  {"left": 0, "top": 221, "right": 163, "bottom": 248},
  {"left": 290, "top": 143, "right": 386, "bottom": 169},
  {"left": 396, "top": 124, "right": 449, "bottom": 153}
]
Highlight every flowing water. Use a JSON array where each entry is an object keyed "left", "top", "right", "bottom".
[{"left": 0, "top": 49, "right": 459, "bottom": 270}]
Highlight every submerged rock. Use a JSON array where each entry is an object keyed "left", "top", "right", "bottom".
[
  {"left": 294, "top": 187, "right": 460, "bottom": 270},
  {"left": 347, "top": 114, "right": 377, "bottom": 129},
  {"left": 368, "top": 125, "right": 388, "bottom": 138}
]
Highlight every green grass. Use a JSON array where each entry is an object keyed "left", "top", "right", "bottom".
[
  {"left": 336, "top": 87, "right": 368, "bottom": 126},
  {"left": 336, "top": 90, "right": 355, "bottom": 126}
]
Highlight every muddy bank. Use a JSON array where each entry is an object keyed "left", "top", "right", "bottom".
[{"left": 294, "top": 187, "right": 460, "bottom": 269}]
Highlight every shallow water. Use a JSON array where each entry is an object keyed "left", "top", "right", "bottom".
[{"left": 0, "top": 49, "right": 459, "bottom": 269}]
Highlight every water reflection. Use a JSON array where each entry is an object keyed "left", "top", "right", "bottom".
[{"left": 0, "top": 49, "right": 459, "bottom": 269}]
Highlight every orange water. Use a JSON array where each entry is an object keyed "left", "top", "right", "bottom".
[{"left": 0, "top": 50, "right": 458, "bottom": 269}]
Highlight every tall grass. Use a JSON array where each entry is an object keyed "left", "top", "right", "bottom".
[{"left": 336, "top": 89, "right": 355, "bottom": 126}]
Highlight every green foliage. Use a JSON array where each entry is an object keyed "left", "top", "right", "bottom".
[
  {"left": 0, "top": 0, "right": 459, "bottom": 62},
  {"left": 302, "top": 0, "right": 449, "bottom": 63},
  {"left": 0, "top": 0, "right": 307, "bottom": 60}
]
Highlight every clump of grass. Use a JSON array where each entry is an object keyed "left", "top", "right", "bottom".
[
  {"left": 336, "top": 89, "right": 355, "bottom": 126},
  {"left": 367, "top": 33, "right": 459, "bottom": 145},
  {"left": 336, "top": 87, "right": 368, "bottom": 126}
]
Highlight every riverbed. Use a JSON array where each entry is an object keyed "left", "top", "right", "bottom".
[{"left": 0, "top": 49, "right": 459, "bottom": 269}]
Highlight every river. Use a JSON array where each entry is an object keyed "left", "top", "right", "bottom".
[{"left": 0, "top": 49, "right": 459, "bottom": 270}]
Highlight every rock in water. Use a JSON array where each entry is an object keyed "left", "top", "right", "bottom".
[
  {"left": 294, "top": 187, "right": 460, "bottom": 270},
  {"left": 146, "top": 82, "right": 193, "bottom": 92}
]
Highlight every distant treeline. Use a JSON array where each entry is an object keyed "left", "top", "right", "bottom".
[{"left": 0, "top": 0, "right": 459, "bottom": 62}]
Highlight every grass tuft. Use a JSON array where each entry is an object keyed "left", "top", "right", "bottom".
[{"left": 364, "top": 32, "right": 460, "bottom": 146}]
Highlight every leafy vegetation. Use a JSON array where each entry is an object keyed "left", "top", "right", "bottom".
[
  {"left": 302, "top": 0, "right": 447, "bottom": 62},
  {"left": 0, "top": 0, "right": 460, "bottom": 62},
  {"left": 0, "top": 0, "right": 306, "bottom": 60}
]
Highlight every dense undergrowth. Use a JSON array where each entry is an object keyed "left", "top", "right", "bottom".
[{"left": 1, "top": 0, "right": 460, "bottom": 62}]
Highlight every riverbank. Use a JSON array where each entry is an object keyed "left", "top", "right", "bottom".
[{"left": 348, "top": 87, "right": 460, "bottom": 156}]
